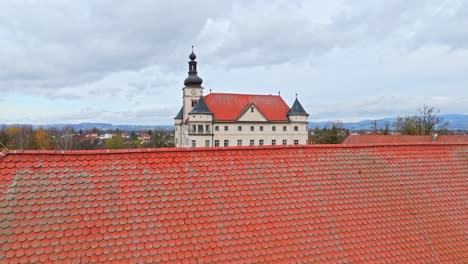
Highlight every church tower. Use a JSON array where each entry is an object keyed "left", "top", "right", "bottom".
[{"left": 182, "top": 47, "right": 204, "bottom": 121}]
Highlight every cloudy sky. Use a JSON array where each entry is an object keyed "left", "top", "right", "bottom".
[{"left": 1, "top": 0, "right": 467, "bottom": 125}]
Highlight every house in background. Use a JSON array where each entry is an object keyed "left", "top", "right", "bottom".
[{"left": 174, "top": 49, "right": 309, "bottom": 148}]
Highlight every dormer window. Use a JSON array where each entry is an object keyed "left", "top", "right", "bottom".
[{"left": 251, "top": 107, "right": 254, "bottom": 112}]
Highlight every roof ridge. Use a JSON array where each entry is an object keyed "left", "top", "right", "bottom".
[
  {"left": 207, "top": 92, "right": 281, "bottom": 97},
  {"left": 3, "top": 142, "right": 467, "bottom": 156}
]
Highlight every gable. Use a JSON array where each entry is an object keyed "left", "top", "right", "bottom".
[
  {"left": 237, "top": 104, "right": 268, "bottom": 122},
  {"left": 1, "top": 144, "right": 467, "bottom": 263},
  {"left": 203, "top": 93, "right": 290, "bottom": 121}
]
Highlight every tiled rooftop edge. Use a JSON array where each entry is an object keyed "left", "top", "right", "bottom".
[{"left": 1, "top": 142, "right": 467, "bottom": 158}]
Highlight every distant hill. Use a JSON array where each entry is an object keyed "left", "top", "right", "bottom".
[
  {"left": 3, "top": 114, "right": 467, "bottom": 131},
  {"left": 309, "top": 114, "right": 468, "bottom": 131},
  {"left": 3, "top": 123, "right": 173, "bottom": 131}
]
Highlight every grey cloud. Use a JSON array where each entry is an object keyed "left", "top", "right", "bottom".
[{"left": 0, "top": 0, "right": 225, "bottom": 89}]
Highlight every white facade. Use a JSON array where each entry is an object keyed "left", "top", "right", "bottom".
[{"left": 175, "top": 87, "right": 309, "bottom": 148}]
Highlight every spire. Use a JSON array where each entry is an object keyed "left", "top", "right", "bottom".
[
  {"left": 184, "top": 46, "right": 203, "bottom": 87},
  {"left": 174, "top": 107, "right": 183, "bottom": 119},
  {"left": 287, "top": 98, "right": 309, "bottom": 116},
  {"left": 189, "top": 96, "right": 212, "bottom": 114}
]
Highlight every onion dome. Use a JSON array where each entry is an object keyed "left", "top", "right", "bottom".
[{"left": 184, "top": 46, "right": 203, "bottom": 87}]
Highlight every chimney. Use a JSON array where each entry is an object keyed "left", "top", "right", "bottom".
[{"left": 432, "top": 133, "right": 438, "bottom": 142}]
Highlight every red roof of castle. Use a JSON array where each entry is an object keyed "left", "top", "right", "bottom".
[
  {"left": 342, "top": 134, "right": 468, "bottom": 144},
  {"left": 1, "top": 144, "right": 468, "bottom": 263},
  {"left": 203, "top": 93, "right": 290, "bottom": 121}
]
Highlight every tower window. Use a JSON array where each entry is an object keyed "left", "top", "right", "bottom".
[{"left": 191, "top": 100, "right": 198, "bottom": 107}]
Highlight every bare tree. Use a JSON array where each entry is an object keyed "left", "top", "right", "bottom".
[
  {"left": 395, "top": 105, "right": 448, "bottom": 135},
  {"left": 371, "top": 120, "right": 378, "bottom": 134}
]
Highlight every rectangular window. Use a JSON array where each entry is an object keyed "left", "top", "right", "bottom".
[
  {"left": 259, "top": 140, "right": 264, "bottom": 146},
  {"left": 215, "top": 126, "right": 219, "bottom": 131},
  {"left": 272, "top": 126, "right": 276, "bottom": 131},
  {"left": 283, "top": 126, "right": 287, "bottom": 131},
  {"left": 250, "top": 126, "right": 254, "bottom": 131},
  {"left": 282, "top": 140, "right": 287, "bottom": 145},
  {"left": 191, "top": 140, "right": 196, "bottom": 147},
  {"left": 294, "top": 140, "right": 299, "bottom": 145},
  {"left": 192, "top": 125, "right": 196, "bottom": 132},
  {"left": 224, "top": 126, "right": 228, "bottom": 131},
  {"left": 260, "top": 126, "right": 263, "bottom": 131},
  {"left": 205, "top": 140, "right": 210, "bottom": 147},
  {"left": 215, "top": 140, "right": 220, "bottom": 147},
  {"left": 294, "top": 126, "right": 298, "bottom": 131},
  {"left": 224, "top": 140, "right": 229, "bottom": 147},
  {"left": 251, "top": 107, "right": 254, "bottom": 112},
  {"left": 272, "top": 140, "right": 276, "bottom": 145},
  {"left": 206, "top": 125, "right": 210, "bottom": 132},
  {"left": 237, "top": 139, "right": 242, "bottom": 146},
  {"left": 250, "top": 140, "right": 255, "bottom": 146},
  {"left": 238, "top": 126, "right": 242, "bottom": 131},
  {"left": 191, "top": 100, "right": 198, "bottom": 107}
]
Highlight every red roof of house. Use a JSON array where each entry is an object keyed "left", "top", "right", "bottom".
[
  {"left": 203, "top": 93, "right": 290, "bottom": 121},
  {"left": 342, "top": 134, "right": 468, "bottom": 144},
  {"left": 342, "top": 135, "right": 432, "bottom": 144},
  {"left": 1, "top": 144, "right": 468, "bottom": 263},
  {"left": 436, "top": 135, "right": 468, "bottom": 142}
]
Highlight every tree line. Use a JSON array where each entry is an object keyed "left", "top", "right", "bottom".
[
  {"left": 0, "top": 126, "right": 175, "bottom": 151},
  {"left": 310, "top": 105, "right": 449, "bottom": 144},
  {"left": 0, "top": 105, "right": 450, "bottom": 150}
]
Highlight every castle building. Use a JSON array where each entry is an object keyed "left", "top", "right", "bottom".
[{"left": 174, "top": 49, "right": 309, "bottom": 148}]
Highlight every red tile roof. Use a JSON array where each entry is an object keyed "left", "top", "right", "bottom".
[
  {"left": 203, "top": 93, "right": 290, "bottom": 121},
  {"left": 342, "top": 134, "right": 468, "bottom": 144},
  {"left": 342, "top": 135, "right": 433, "bottom": 144},
  {"left": 436, "top": 135, "right": 468, "bottom": 142},
  {"left": 1, "top": 144, "right": 468, "bottom": 263}
]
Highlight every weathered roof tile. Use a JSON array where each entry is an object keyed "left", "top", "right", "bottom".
[{"left": 0, "top": 144, "right": 467, "bottom": 262}]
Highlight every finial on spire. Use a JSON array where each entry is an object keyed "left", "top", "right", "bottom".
[
  {"left": 278, "top": 90, "right": 281, "bottom": 95},
  {"left": 189, "top": 46, "right": 196, "bottom": 61},
  {"left": 295, "top": 93, "right": 298, "bottom": 98},
  {"left": 209, "top": 89, "right": 212, "bottom": 93}
]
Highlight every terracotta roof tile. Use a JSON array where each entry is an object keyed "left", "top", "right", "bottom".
[
  {"left": 342, "top": 134, "right": 468, "bottom": 144},
  {"left": 203, "top": 93, "right": 290, "bottom": 121},
  {"left": 1, "top": 144, "right": 467, "bottom": 263}
]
